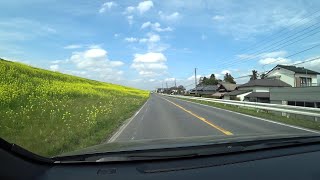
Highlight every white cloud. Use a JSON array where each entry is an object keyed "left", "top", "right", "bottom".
[
  {"left": 66, "top": 47, "right": 124, "bottom": 81},
  {"left": 149, "top": 79, "right": 156, "bottom": 82},
  {"left": 165, "top": 77, "right": 175, "bottom": 81},
  {"left": 139, "top": 33, "right": 160, "bottom": 43},
  {"left": 125, "top": 6, "right": 135, "bottom": 14},
  {"left": 133, "top": 52, "right": 166, "bottom": 63},
  {"left": 124, "top": 37, "right": 138, "bottom": 42},
  {"left": 131, "top": 52, "right": 168, "bottom": 77},
  {"left": 260, "top": 51, "right": 287, "bottom": 58},
  {"left": 137, "top": 1, "right": 154, "bottom": 14},
  {"left": 127, "top": 15, "right": 134, "bottom": 25},
  {"left": 212, "top": 15, "right": 225, "bottom": 21},
  {"left": 141, "top": 21, "right": 173, "bottom": 32},
  {"left": 64, "top": 44, "right": 83, "bottom": 49},
  {"left": 114, "top": 33, "right": 120, "bottom": 38},
  {"left": 50, "top": 64, "right": 59, "bottom": 71},
  {"left": 221, "top": 70, "right": 231, "bottom": 74},
  {"left": 124, "top": 1, "right": 153, "bottom": 15},
  {"left": 159, "top": 11, "right": 181, "bottom": 22},
  {"left": 99, "top": 1, "right": 117, "bottom": 13},
  {"left": 259, "top": 57, "right": 290, "bottom": 65},
  {"left": 187, "top": 75, "right": 202, "bottom": 81}
]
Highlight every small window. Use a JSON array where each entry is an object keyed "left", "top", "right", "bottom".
[
  {"left": 305, "top": 102, "right": 315, "bottom": 107},
  {"left": 288, "top": 101, "right": 295, "bottom": 106},
  {"left": 296, "top": 101, "right": 304, "bottom": 107}
]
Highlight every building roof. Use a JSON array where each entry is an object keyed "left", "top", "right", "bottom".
[
  {"left": 270, "top": 65, "right": 320, "bottom": 75},
  {"left": 212, "top": 92, "right": 225, "bottom": 97},
  {"left": 202, "top": 85, "right": 218, "bottom": 91},
  {"left": 219, "top": 82, "right": 238, "bottom": 91},
  {"left": 245, "top": 92, "right": 270, "bottom": 98},
  {"left": 238, "top": 79, "right": 291, "bottom": 88},
  {"left": 225, "top": 90, "right": 252, "bottom": 96}
]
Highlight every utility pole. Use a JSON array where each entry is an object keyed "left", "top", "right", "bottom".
[
  {"left": 195, "top": 68, "right": 198, "bottom": 95},
  {"left": 174, "top": 78, "right": 177, "bottom": 87},
  {"left": 166, "top": 81, "right": 168, "bottom": 89}
]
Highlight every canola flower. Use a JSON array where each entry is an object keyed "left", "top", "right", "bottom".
[{"left": 0, "top": 59, "right": 149, "bottom": 157}]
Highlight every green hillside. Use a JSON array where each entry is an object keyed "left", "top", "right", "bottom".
[{"left": 0, "top": 59, "right": 149, "bottom": 157}]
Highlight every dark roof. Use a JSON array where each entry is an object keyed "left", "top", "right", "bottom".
[
  {"left": 219, "top": 82, "right": 238, "bottom": 91},
  {"left": 272, "top": 65, "right": 320, "bottom": 75},
  {"left": 202, "top": 85, "right": 218, "bottom": 91},
  {"left": 191, "top": 85, "right": 218, "bottom": 92},
  {"left": 225, "top": 90, "right": 252, "bottom": 96},
  {"left": 245, "top": 92, "right": 270, "bottom": 98},
  {"left": 238, "top": 79, "right": 291, "bottom": 88}
]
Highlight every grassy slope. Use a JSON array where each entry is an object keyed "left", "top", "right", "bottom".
[
  {"left": 177, "top": 98, "right": 320, "bottom": 131},
  {"left": 0, "top": 59, "right": 149, "bottom": 157}
]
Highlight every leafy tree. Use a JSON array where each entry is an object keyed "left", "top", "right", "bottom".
[
  {"left": 250, "top": 70, "right": 258, "bottom": 80},
  {"left": 224, "top": 73, "right": 236, "bottom": 84},
  {"left": 260, "top": 73, "right": 266, "bottom": 79}
]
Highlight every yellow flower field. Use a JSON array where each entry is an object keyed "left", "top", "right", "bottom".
[{"left": 0, "top": 59, "right": 149, "bottom": 157}]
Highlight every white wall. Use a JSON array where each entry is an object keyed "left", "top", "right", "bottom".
[
  {"left": 267, "top": 67, "right": 318, "bottom": 87},
  {"left": 237, "top": 92, "right": 252, "bottom": 101},
  {"left": 238, "top": 87, "right": 270, "bottom": 92},
  {"left": 267, "top": 67, "right": 295, "bottom": 86}
]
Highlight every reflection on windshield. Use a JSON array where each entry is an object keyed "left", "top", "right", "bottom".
[{"left": 1, "top": 0, "right": 320, "bottom": 158}]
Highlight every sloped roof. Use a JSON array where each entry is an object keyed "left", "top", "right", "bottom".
[
  {"left": 238, "top": 79, "right": 291, "bottom": 88},
  {"left": 202, "top": 85, "right": 218, "bottom": 91},
  {"left": 245, "top": 92, "right": 270, "bottom": 98},
  {"left": 219, "top": 82, "right": 238, "bottom": 91},
  {"left": 270, "top": 65, "right": 320, "bottom": 75},
  {"left": 212, "top": 92, "right": 225, "bottom": 97},
  {"left": 225, "top": 90, "right": 252, "bottom": 96}
]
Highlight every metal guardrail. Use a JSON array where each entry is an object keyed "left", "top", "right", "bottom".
[{"left": 164, "top": 94, "right": 320, "bottom": 118}]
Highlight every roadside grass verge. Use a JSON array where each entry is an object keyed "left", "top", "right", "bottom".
[
  {"left": 0, "top": 59, "right": 149, "bottom": 157},
  {"left": 175, "top": 97, "right": 320, "bottom": 132}
]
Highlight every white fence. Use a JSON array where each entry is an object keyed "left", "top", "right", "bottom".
[{"left": 164, "top": 94, "right": 320, "bottom": 118}]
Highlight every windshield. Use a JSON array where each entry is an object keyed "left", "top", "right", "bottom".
[{"left": 1, "top": 0, "right": 320, "bottom": 159}]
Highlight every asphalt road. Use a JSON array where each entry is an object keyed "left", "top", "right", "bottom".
[{"left": 112, "top": 94, "right": 314, "bottom": 142}]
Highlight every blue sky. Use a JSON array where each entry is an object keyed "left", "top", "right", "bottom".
[{"left": 1, "top": 0, "right": 320, "bottom": 90}]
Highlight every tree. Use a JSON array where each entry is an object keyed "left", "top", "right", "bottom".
[
  {"left": 260, "top": 73, "right": 266, "bottom": 79},
  {"left": 224, "top": 73, "right": 236, "bottom": 84},
  {"left": 250, "top": 70, "right": 258, "bottom": 80}
]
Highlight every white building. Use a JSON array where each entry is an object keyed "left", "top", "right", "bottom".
[
  {"left": 237, "top": 79, "right": 291, "bottom": 103},
  {"left": 266, "top": 65, "right": 319, "bottom": 87}
]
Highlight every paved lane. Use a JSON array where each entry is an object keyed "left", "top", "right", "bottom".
[{"left": 113, "top": 94, "right": 313, "bottom": 142}]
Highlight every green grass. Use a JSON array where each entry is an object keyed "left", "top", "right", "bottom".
[
  {"left": 176, "top": 97, "right": 320, "bottom": 131},
  {"left": 0, "top": 59, "right": 149, "bottom": 157}
]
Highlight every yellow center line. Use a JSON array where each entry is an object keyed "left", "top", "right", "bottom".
[{"left": 162, "top": 97, "right": 233, "bottom": 136}]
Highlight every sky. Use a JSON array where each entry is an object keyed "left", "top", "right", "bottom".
[{"left": 1, "top": 0, "right": 320, "bottom": 90}]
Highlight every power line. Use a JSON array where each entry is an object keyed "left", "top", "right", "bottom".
[
  {"left": 219, "top": 22, "right": 320, "bottom": 69},
  {"left": 238, "top": 9, "right": 320, "bottom": 53},
  {"left": 211, "top": 9, "right": 320, "bottom": 69},
  {"left": 234, "top": 56, "right": 320, "bottom": 80}
]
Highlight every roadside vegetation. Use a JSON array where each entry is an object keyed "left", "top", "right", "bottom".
[
  {"left": 177, "top": 97, "right": 320, "bottom": 131},
  {"left": 0, "top": 59, "right": 149, "bottom": 157}
]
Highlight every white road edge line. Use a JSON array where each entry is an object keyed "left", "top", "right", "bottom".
[
  {"left": 108, "top": 99, "right": 149, "bottom": 142},
  {"left": 167, "top": 96, "right": 320, "bottom": 134}
]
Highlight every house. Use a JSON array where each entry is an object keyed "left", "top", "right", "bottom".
[
  {"left": 223, "top": 90, "right": 252, "bottom": 101},
  {"left": 189, "top": 85, "right": 218, "bottom": 96},
  {"left": 266, "top": 65, "right": 320, "bottom": 87},
  {"left": 237, "top": 79, "right": 291, "bottom": 103},
  {"left": 212, "top": 82, "right": 238, "bottom": 98},
  {"left": 270, "top": 86, "right": 320, "bottom": 108}
]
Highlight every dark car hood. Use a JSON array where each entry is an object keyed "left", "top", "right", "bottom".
[{"left": 57, "top": 132, "right": 316, "bottom": 157}]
